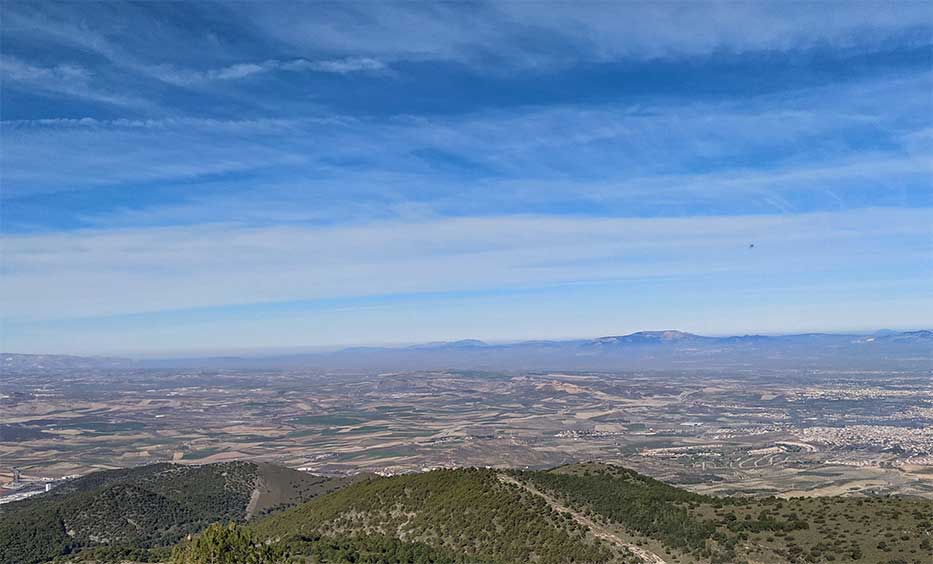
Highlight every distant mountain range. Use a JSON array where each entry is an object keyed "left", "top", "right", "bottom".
[
  {"left": 3, "top": 329, "right": 930, "bottom": 372},
  {"left": 1, "top": 353, "right": 134, "bottom": 371},
  {"left": 316, "top": 329, "right": 933, "bottom": 370}
]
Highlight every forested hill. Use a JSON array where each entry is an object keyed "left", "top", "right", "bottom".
[
  {"left": 2, "top": 462, "right": 933, "bottom": 564},
  {"left": 254, "top": 467, "right": 620, "bottom": 563},
  {"left": 0, "top": 461, "right": 346, "bottom": 564},
  {"left": 251, "top": 463, "right": 933, "bottom": 564}
]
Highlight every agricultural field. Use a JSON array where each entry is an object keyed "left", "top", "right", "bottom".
[{"left": 2, "top": 367, "right": 932, "bottom": 501}]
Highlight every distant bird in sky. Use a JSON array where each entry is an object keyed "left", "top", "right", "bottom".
[{"left": 749, "top": 243, "right": 755, "bottom": 249}]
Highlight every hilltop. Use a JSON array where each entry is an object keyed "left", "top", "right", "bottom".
[
  {"left": 254, "top": 467, "right": 622, "bottom": 563},
  {"left": 3, "top": 462, "right": 933, "bottom": 563},
  {"left": 250, "top": 462, "right": 933, "bottom": 564},
  {"left": 0, "top": 462, "right": 347, "bottom": 564}
]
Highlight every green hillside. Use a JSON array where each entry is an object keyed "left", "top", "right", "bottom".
[
  {"left": 254, "top": 467, "right": 631, "bottom": 563},
  {"left": 4, "top": 462, "right": 932, "bottom": 564},
  {"left": 251, "top": 463, "right": 933, "bottom": 564},
  {"left": 521, "top": 463, "right": 933, "bottom": 564},
  {"left": 171, "top": 522, "right": 497, "bottom": 564},
  {"left": 0, "top": 462, "right": 344, "bottom": 564}
]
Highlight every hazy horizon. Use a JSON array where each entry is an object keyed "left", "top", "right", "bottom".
[{"left": 5, "top": 326, "right": 930, "bottom": 359}]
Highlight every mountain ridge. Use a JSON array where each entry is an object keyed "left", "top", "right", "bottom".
[
  {"left": 4, "top": 461, "right": 933, "bottom": 564},
  {"left": 0, "top": 461, "right": 348, "bottom": 564},
  {"left": 3, "top": 329, "right": 930, "bottom": 371}
]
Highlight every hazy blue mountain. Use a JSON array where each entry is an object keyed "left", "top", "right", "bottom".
[
  {"left": 1, "top": 353, "right": 135, "bottom": 372},
  {"left": 3, "top": 330, "right": 929, "bottom": 372},
  {"left": 583, "top": 330, "right": 708, "bottom": 346},
  {"left": 407, "top": 339, "right": 490, "bottom": 350},
  {"left": 873, "top": 329, "right": 932, "bottom": 343}
]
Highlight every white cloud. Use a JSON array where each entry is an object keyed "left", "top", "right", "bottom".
[
  {"left": 2, "top": 70, "right": 928, "bottom": 205},
  {"left": 281, "top": 57, "right": 386, "bottom": 74},
  {"left": 1, "top": 57, "right": 89, "bottom": 82},
  {"left": 5, "top": 2, "right": 928, "bottom": 90},
  {"left": 0, "top": 56, "right": 148, "bottom": 107},
  {"left": 2, "top": 208, "right": 929, "bottom": 321},
  {"left": 249, "top": 2, "right": 932, "bottom": 66},
  {"left": 1, "top": 6, "right": 386, "bottom": 95},
  {"left": 151, "top": 57, "right": 387, "bottom": 85}
]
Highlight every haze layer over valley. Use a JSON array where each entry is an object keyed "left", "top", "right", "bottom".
[{"left": 3, "top": 330, "right": 932, "bottom": 504}]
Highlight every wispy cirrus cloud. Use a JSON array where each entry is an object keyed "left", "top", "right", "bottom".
[
  {"left": 150, "top": 57, "right": 388, "bottom": 85},
  {"left": 3, "top": 208, "right": 930, "bottom": 321},
  {"left": 280, "top": 57, "right": 386, "bottom": 74},
  {"left": 2, "top": 70, "right": 928, "bottom": 214},
  {"left": 4, "top": 1, "right": 929, "bottom": 89},
  {"left": 0, "top": 55, "right": 150, "bottom": 108},
  {"left": 247, "top": 1, "right": 933, "bottom": 66},
  {"left": 1, "top": 4, "right": 385, "bottom": 100},
  {"left": 41, "top": 150, "right": 924, "bottom": 231}
]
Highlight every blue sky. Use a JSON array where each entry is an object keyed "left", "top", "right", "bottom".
[{"left": 1, "top": 1, "right": 931, "bottom": 355}]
